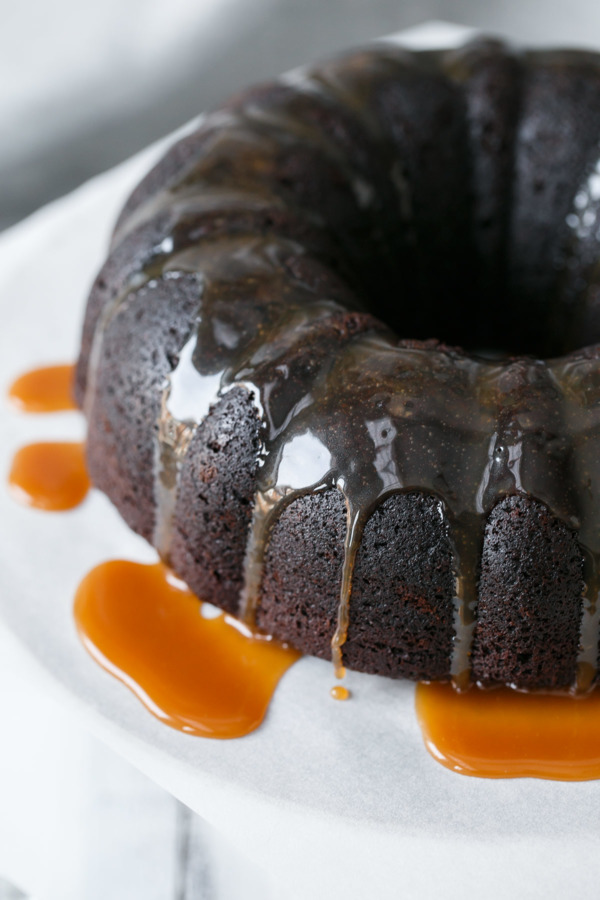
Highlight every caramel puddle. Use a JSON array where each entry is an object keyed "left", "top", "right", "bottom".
[
  {"left": 8, "top": 441, "right": 90, "bottom": 511},
  {"left": 416, "top": 681, "right": 600, "bottom": 780},
  {"left": 8, "top": 364, "right": 76, "bottom": 413},
  {"left": 74, "top": 560, "right": 301, "bottom": 738}
]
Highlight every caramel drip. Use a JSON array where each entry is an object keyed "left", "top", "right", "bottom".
[
  {"left": 74, "top": 559, "right": 300, "bottom": 739},
  {"left": 330, "top": 685, "right": 350, "bottom": 701},
  {"left": 331, "top": 506, "right": 367, "bottom": 679},
  {"left": 8, "top": 441, "right": 90, "bottom": 511},
  {"left": 448, "top": 519, "right": 481, "bottom": 690},
  {"left": 8, "top": 364, "right": 76, "bottom": 413},
  {"left": 239, "top": 486, "right": 310, "bottom": 626},
  {"left": 576, "top": 554, "right": 600, "bottom": 691},
  {"left": 153, "top": 388, "right": 194, "bottom": 562},
  {"left": 416, "top": 681, "right": 600, "bottom": 780},
  {"left": 153, "top": 333, "right": 215, "bottom": 561}
]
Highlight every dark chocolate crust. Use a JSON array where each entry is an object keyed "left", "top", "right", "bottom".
[
  {"left": 85, "top": 273, "right": 202, "bottom": 540},
  {"left": 78, "top": 37, "right": 600, "bottom": 690},
  {"left": 258, "top": 490, "right": 455, "bottom": 681},
  {"left": 170, "top": 387, "right": 262, "bottom": 617},
  {"left": 471, "top": 494, "right": 584, "bottom": 689}
]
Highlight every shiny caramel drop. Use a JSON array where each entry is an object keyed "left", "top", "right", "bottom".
[
  {"left": 330, "top": 685, "right": 350, "bottom": 701},
  {"left": 8, "top": 441, "right": 90, "bottom": 511},
  {"left": 74, "top": 560, "right": 301, "bottom": 739},
  {"left": 416, "top": 681, "right": 600, "bottom": 780},
  {"left": 8, "top": 364, "right": 76, "bottom": 413}
]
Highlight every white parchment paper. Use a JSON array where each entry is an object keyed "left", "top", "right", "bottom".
[{"left": 1, "top": 23, "right": 599, "bottom": 900}]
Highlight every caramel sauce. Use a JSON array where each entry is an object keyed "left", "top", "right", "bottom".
[
  {"left": 74, "top": 560, "right": 301, "bottom": 738},
  {"left": 330, "top": 685, "right": 350, "bottom": 701},
  {"left": 8, "top": 364, "right": 76, "bottom": 412},
  {"left": 416, "top": 681, "right": 600, "bottom": 780},
  {"left": 8, "top": 441, "right": 90, "bottom": 511}
]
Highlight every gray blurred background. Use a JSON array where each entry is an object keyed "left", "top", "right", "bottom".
[{"left": 4, "top": 0, "right": 600, "bottom": 232}]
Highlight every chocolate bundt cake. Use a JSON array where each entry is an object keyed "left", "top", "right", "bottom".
[{"left": 76, "top": 37, "right": 600, "bottom": 691}]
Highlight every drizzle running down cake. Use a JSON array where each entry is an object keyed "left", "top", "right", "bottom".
[{"left": 75, "top": 37, "right": 600, "bottom": 691}]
